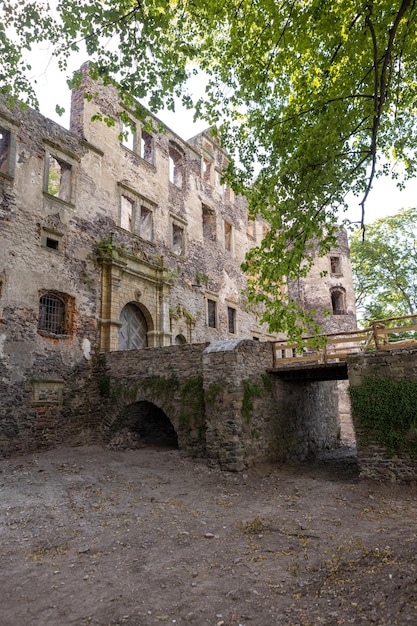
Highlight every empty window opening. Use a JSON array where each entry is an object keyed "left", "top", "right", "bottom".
[
  {"left": 330, "top": 256, "right": 342, "bottom": 276},
  {"left": 224, "top": 221, "right": 232, "bottom": 252},
  {"left": 0, "top": 127, "right": 10, "bottom": 174},
  {"left": 175, "top": 334, "right": 186, "bottom": 345},
  {"left": 223, "top": 184, "right": 234, "bottom": 202},
  {"left": 227, "top": 307, "right": 236, "bottom": 334},
  {"left": 121, "top": 121, "right": 136, "bottom": 151},
  {"left": 203, "top": 139, "right": 213, "bottom": 153},
  {"left": 47, "top": 155, "right": 72, "bottom": 202},
  {"left": 172, "top": 223, "right": 184, "bottom": 255},
  {"left": 140, "top": 205, "right": 153, "bottom": 240},
  {"left": 169, "top": 146, "right": 183, "bottom": 188},
  {"left": 46, "top": 237, "right": 59, "bottom": 250},
  {"left": 247, "top": 213, "right": 255, "bottom": 238},
  {"left": 331, "top": 288, "right": 347, "bottom": 315},
  {"left": 141, "top": 131, "right": 154, "bottom": 163},
  {"left": 202, "top": 204, "right": 216, "bottom": 241},
  {"left": 207, "top": 299, "right": 217, "bottom": 328},
  {"left": 41, "top": 227, "right": 62, "bottom": 252},
  {"left": 119, "top": 303, "right": 148, "bottom": 350},
  {"left": 110, "top": 401, "right": 178, "bottom": 449},
  {"left": 120, "top": 195, "right": 134, "bottom": 232},
  {"left": 202, "top": 157, "right": 212, "bottom": 183},
  {"left": 38, "top": 294, "right": 66, "bottom": 335}
]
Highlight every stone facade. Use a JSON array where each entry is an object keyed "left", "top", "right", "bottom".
[
  {"left": 0, "top": 66, "right": 355, "bottom": 455},
  {"left": 288, "top": 229, "right": 357, "bottom": 335}
]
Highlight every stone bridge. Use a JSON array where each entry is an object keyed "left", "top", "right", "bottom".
[
  {"left": 86, "top": 340, "right": 417, "bottom": 482},
  {"left": 90, "top": 340, "right": 341, "bottom": 472}
]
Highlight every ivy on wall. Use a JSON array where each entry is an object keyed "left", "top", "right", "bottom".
[
  {"left": 241, "top": 374, "right": 273, "bottom": 423},
  {"left": 349, "top": 376, "right": 417, "bottom": 457}
]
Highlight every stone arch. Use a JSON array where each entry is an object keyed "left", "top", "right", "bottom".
[
  {"left": 118, "top": 302, "right": 154, "bottom": 350},
  {"left": 108, "top": 400, "right": 179, "bottom": 449},
  {"left": 175, "top": 334, "right": 187, "bottom": 345},
  {"left": 330, "top": 286, "right": 347, "bottom": 315},
  {"left": 100, "top": 374, "right": 206, "bottom": 457}
]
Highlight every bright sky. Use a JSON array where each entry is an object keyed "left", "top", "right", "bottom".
[{"left": 28, "top": 46, "right": 417, "bottom": 229}]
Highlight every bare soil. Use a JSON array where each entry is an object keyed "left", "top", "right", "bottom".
[{"left": 1, "top": 444, "right": 416, "bottom": 626}]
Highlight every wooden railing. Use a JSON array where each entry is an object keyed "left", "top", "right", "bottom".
[{"left": 272, "top": 314, "right": 417, "bottom": 368}]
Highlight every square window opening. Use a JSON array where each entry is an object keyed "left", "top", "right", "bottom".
[
  {"left": 172, "top": 222, "right": 184, "bottom": 255},
  {"left": 120, "top": 195, "right": 134, "bottom": 232},
  {"left": 141, "top": 130, "right": 154, "bottom": 163},
  {"left": 224, "top": 221, "right": 232, "bottom": 251},
  {"left": 330, "top": 256, "right": 342, "bottom": 276},
  {"left": 41, "top": 227, "right": 62, "bottom": 252},
  {"left": 202, "top": 204, "right": 216, "bottom": 241},
  {"left": 202, "top": 157, "right": 212, "bottom": 183},
  {"left": 0, "top": 127, "right": 11, "bottom": 175},
  {"left": 224, "top": 184, "right": 234, "bottom": 202},
  {"left": 46, "top": 237, "right": 59, "bottom": 250},
  {"left": 47, "top": 155, "right": 72, "bottom": 202},
  {"left": 247, "top": 213, "right": 255, "bottom": 238},
  {"left": 121, "top": 121, "right": 136, "bottom": 151},
  {"left": 227, "top": 307, "right": 236, "bottom": 334},
  {"left": 207, "top": 299, "right": 217, "bottom": 328},
  {"left": 169, "top": 146, "right": 184, "bottom": 188},
  {"left": 140, "top": 205, "right": 153, "bottom": 240}
]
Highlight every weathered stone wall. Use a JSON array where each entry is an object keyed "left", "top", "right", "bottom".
[
  {"left": 348, "top": 348, "right": 417, "bottom": 482},
  {"left": 0, "top": 73, "right": 277, "bottom": 453},
  {"left": 89, "top": 344, "right": 209, "bottom": 457},
  {"left": 202, "top": 340, "right": 339, "bottom": 470},
  {"left": 90, "top": 340, "right": 340, "bottom": 471},
  {"left": 0, "top": 98, "right": 100, "bottom": 454},
  {"left": 0, "top": 65, "right": 354, "bottom": 456},
  {"left": 69, "top": 67, "right": 277, "bottom": 347}
]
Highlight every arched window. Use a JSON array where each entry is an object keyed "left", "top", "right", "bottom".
[
  {"left": 330, "top": 288, "right": 347, "bottom": 315},
  {"left": 38, "top": 293, "right": 66, "bottom": 334},
  {"left": 175, "top": 334, "right": 186, "bottom": 345},
  {"left": 119, "top": 303, "right": 148, "bottom": 350}
]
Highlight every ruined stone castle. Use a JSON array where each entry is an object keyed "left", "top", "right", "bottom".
[{"left": 0, "top": 68, "right": 356, "bottom": 455}]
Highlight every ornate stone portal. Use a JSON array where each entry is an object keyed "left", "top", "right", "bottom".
[{"left": 98, "top": 248, "right": 172, "bottom": 351}]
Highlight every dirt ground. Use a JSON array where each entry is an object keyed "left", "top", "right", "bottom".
[{"left": 1, "top": 444, "right": 417, "bottom": 626}]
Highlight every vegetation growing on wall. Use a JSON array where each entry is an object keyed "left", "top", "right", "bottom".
[
  {"left": 98, "top": 375, "right": 111, "bottom": 398},
  {"left": 349, "top": 376, "right": 417, "bottom": 457},
  {"left": 179, "top": 376, "right": 206, "bottom": 441},
  {"left": 241, "top": 380, "right": 263, "bottom": 423},
  {"left": 205, "top": 382, "right": 222, "bottom": 406},
  {"left": 141, "top": 375, "right": 180, "bottom": 397},
  {"left": 241, "top": 375, "right": 273, "bottom": 423},
  {"left": 140, "top": 374, "right": 206, "bottom": 445}
]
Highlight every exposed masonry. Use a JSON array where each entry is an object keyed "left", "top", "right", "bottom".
[
  {"left": 0, "top": 65, "right": 356, "bottom": 456},
  {"left": 92, "top": 341, "right": 340, "bottom": 471}
]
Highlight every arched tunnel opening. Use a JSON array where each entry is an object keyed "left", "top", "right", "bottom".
[{"left": 108, "top": 401, "right": 179, "bottom": 450}]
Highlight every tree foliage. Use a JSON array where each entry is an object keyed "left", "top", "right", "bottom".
[
  {"left": 1, "top": 0, "right": 417, "bottom": 338},
  {"left": 350, "top": 207, "right": 417, "bottom": 322}
]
